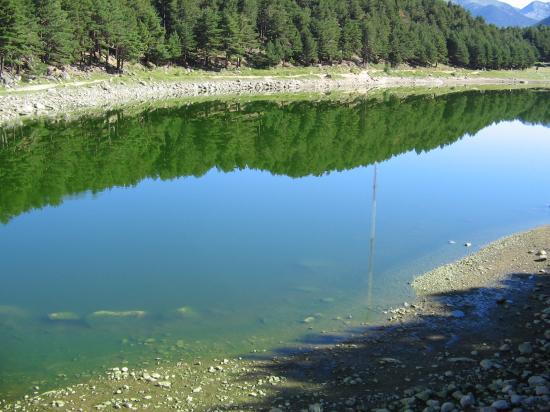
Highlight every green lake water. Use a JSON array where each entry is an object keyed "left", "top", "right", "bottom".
[{"left": 0, "top": 89, "right": 549, "bottom": 399}]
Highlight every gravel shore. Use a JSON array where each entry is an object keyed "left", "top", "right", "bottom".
[
  {"left": 1, "top": 71, "right": 547, "bottom": 126},
  {"left": 1, "top": 226, "right": 548, "bottom": 411},
  {"left": 412, "top": 227, "right": 550, "bottom": 296}
]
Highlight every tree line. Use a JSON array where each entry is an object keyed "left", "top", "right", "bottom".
[
  {"left": 1, "top": 89, "right": 550, "bottom": 223},
  {"left": 1, "top": 0, "right": 550, "bottom": 77}
]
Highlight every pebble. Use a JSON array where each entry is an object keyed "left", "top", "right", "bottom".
[
  {"left": 440, "top": 401, "right": 455, "bottom": 412},
  {"left": 308, "top": 403, "right": 322, "bottom": 412},
  {"left": 491, "top": 400, "right": 510, "bottom": 410},
  {"left": 480, "top": 359, "right": 496, "bottom": 369},
  {"left": 535, "top": 385, "right": 549, "bottom": 395},
  {"left": 518, "top": 342, "right": 533, "bottom": 354},
  {"left": 527, "top": 376, "right": 546, "bottom": 386},
  {"left": 460, "top": 394, "right": 475, "bottom": 408},
  {"left": 450, "top": 310, "right": 465, "bottom": 318}
]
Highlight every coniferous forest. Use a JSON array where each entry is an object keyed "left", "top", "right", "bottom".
[{"left": 1, "top": 0, "right": 550, "bottom": 78}]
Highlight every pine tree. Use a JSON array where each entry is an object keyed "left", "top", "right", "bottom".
[
  {"left": 166, "top": 31, "right": 182, "bottom": 62},
  {"left": 171, "top": 0, "right": 198, "bottom": 66},
  {"left": 35, "top": 0, "right": 76, "bottom": 65},
  {"left": 223, "top": 3, "right": 258, "bottom": 67},
  {"left": 449, "top": 35, "right": 470, "bottom": 67},
  {"left": 131, "top": 0, "right": 167, "bottom": 64},
  {"left": 340, "top": 20, "right": 361, "bottom": 59},
  {"left": 315, "top": 14, "right": 340, "bottom": 63},
  {"left": 195, "top": 6, "right": 223, "bottom": 66},
  {"left": 61, "top": 0, "right": 94, "bottom": 65},
  {"left": 0, "top": 0, "right": 39, "bottom": 76},
  {"left": 300, "top": 28, "right": 317, "bottom": 65}
]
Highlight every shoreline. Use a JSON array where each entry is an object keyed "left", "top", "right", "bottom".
[
  {"left": 1, "top": 70, "right": 550, "bottom": 126},
  {"left": 1, "top": 225, "right": 548, "bottom": 411}
]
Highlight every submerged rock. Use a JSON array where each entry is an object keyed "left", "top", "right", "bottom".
[
  {"left": 47, "top": 312, "right": 81, "bottom": 321},
  {"left": 90, "top": 310, "right": 147, "bottom": 318},
  {"left": 175, "top": 306, "right": 196, "bottom": 318}
]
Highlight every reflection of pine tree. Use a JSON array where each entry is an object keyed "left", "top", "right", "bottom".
[{"left": 1, "top": 90, "right": 549, "bottom": 223}]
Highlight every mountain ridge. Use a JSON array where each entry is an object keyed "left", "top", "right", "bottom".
[
  {"left": 450, "top": 0, "right": 550, "bottom": 26},
  {"left": 522, "top": 1, "right": 550, "bottom": 21}
]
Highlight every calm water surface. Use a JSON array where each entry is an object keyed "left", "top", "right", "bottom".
[{"left": 0, "top": 89, "right": 549, "bottom": 398}]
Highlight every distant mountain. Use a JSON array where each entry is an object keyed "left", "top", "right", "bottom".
[
  {"left": 522, "top": 1, "right": 550, "bottom": 21},
  {"left": 450, "top": 0, "right": 539, "bottom": 27},
  {"left": 540, "top": 15, "right": 550, "bottom": 24}
]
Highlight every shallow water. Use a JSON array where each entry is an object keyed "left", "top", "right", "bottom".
[{"left": 0, "top": 89, "right": 549, "bottom": 399}]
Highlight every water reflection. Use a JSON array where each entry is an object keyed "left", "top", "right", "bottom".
[{"left": 1, "top": 89, "right": 550, "bottom": 223}]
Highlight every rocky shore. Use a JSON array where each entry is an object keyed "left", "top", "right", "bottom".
[
  {"left": 1, "top": 225, "right": 548, "bottom": 411},
  {"left": 0, "top": 71, "right": 547, "bottom": 126}
]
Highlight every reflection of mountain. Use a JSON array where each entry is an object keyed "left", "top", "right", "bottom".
[{"left": 1, "top": 89, "right": 550, "bottom": 223}]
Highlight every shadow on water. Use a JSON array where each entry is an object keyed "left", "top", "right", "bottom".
[{"left": 212, "top": 272, "right": 548, "bottom": 411}]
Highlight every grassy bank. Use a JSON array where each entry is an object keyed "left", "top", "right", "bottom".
[{"left": 2, "top": 63, "right": 550, "bottom": 95}]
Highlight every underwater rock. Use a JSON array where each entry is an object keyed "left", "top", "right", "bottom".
[
  {"left": 47, "top": 312, "right": 81, "bottom": 321},
  {"left": 90, "top": 310, "right": 147, "bottom": 318},
  {"left": 175, "top": 306, "right": 196, "bottom": 318}
]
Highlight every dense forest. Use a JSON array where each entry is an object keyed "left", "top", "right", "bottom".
[
  {"left": 1, "top": 0, "right": 550, "bottom": 78},
  {"left": 1, "top": 89, "right": 550, "bottom": 223}
]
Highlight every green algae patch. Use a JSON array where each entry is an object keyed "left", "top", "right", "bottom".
[{"left": 0, "top": 305, "right": 27, "bottom": 317}]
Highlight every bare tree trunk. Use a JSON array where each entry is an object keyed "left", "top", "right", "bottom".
[{"left": 0, "top": 55, "right": 4, "bottom": 79}]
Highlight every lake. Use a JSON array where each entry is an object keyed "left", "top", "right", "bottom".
[{"left": 0, "top": 88, "right": 549, "bottom": 399}]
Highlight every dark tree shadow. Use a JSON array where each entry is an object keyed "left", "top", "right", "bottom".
[{"left": 212, "top": 271, "right": 549, "bottom": 411}]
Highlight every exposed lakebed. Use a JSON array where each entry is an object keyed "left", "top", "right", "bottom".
[{"left": 0, "top": 89, "right": 549, "bottom": 400}]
